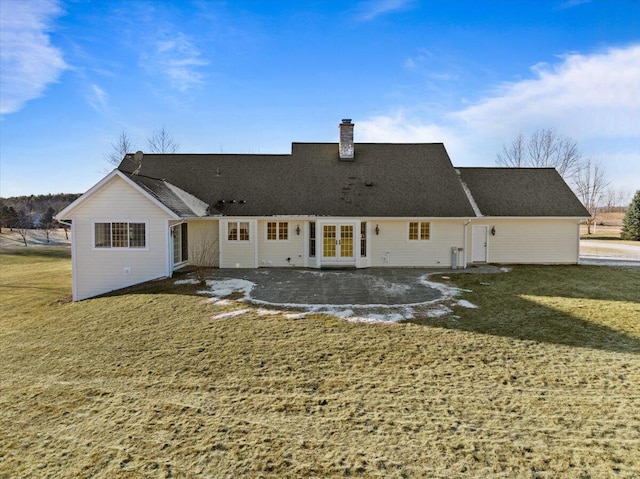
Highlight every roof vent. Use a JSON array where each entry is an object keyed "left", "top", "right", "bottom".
[{"left": 339, "top": 119, "right": 354, "bottom": 160}]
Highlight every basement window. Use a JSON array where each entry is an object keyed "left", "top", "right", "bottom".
[
  {"left": 94, "top": 222, "right": 147, "bottom": 248},
  {"left": 408, "top": 221, "right": 430, "bottom": 241}
]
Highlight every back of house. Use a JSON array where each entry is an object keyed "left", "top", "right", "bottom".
[{"left": 57, "top": 119, "right": 590, "bottom": 300}]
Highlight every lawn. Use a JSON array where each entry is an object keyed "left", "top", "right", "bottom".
[{"left": 1, "top": 248, "right": 639, "bottom": 478}]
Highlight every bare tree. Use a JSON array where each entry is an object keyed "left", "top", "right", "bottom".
[
  {"left": 16, "top": 211, "right": 32, "bottom": 246},
  {"left": 603, "top": 187, "right": 617, "bottom": 213},
  {"left": 147, "top": 125, "right": 179, "bottom": 153},
  {"left": 497, "top": 128, "right": 583, "bottom": 182},
  {"left": 41, "top": 206, "right": 56, "bottom": 243},
  {"left": 496, "top": 133, "right": 526, "bottom": 167},
  {"left": 106, "top": 131, "right": 135, "bottom": 166},
  {"left": 189, "top": 231, "right": 219, "bottom": 285},
  {"left": 574, "top": 160, "right": 609, "bottom": 235}
]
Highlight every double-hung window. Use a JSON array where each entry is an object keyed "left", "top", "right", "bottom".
[
  {"left": 94, "top": 222, "right": 147, "bottom": 248},
  {"left": 408, "top": 221, "right": 430, "bottom": 241},
  {"left": 228, "top": 221, "right": 250, "bottom": 241},
  {"left": 266, "top": 221, "right": 288, "bottom": 241}
]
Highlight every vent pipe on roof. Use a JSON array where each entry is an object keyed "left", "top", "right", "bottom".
[{"left": 339, "top": 119, "right": 354, "bottom": 160}]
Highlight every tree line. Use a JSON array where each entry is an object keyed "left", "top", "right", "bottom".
[{"left": 0, "top": 193, "right": 81, "bottom": 245}]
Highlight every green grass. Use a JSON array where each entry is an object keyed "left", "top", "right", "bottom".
[{"left": 1, "top": 249, "right": 639, "bottom": 478}]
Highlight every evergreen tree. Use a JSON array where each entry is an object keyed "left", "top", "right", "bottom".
[
  {"left": 621, "top": 190, "right": 640, "bottom": 241},
  {"left": 42, "top": 206, "right": 56, "bottom": 228}
]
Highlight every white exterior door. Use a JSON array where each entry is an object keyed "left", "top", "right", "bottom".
[
  {"left": 322, "top": 224, "right": 355, "bottom": 263},
  {"left": 472, "top": 225, "right": 488, "bottom": 262}
]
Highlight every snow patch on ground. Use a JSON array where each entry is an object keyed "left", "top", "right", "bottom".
[
  {"left": 426, "top": 305, "right": 453, "bottom": 317},
  {"left": 203, "top": 278, "right": 255, "bottom": 299},
  {"left": 457, "top": 299, "right": 478, "bottom": 309},
  {"left": 174, "top": 279, "right": 198, "bottom": 285},
  {"left": 197, "top": 270, "right": 498, "bottom": 324}
]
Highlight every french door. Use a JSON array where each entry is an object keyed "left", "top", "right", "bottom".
[{"left": 322, "top": 224, "right": 355, "bottom": 262}]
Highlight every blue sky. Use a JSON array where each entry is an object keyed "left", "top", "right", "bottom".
[{"left": 1, "top": 0, "right": 639, "bottom": 198}]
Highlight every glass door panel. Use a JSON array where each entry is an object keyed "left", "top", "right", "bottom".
[
  {"left": 340, "top": 225, "right": 353, "bottom": 258},
  {"left": 323, "top": 225, "right": 336, "bottom": 258}
]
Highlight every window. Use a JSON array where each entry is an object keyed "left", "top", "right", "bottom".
[
  {"left": 360, "top": 222, "right": 367, "bottom": 257},
  {"left": 228, "top": 221, "right": 250, "bottom": 241},
  {"left": 409, "top": 221, "right": 430, "bottom": 240},
  {"left": 309, "top": 222, "right": 316, "bottom": 257},
  {"left": 94, "top": 222, "right": 146, "bottom": 248},
  {"left": 267, "top": 221, "right": 288, "bottom": 241}
]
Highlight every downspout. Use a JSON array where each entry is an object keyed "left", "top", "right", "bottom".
[{"left": 463, "top": 219, "right": 471, "bottom": 269}]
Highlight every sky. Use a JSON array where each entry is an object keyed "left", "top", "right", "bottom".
[{"left": 1, "top": 0, "right": 639, "bottom": 199}]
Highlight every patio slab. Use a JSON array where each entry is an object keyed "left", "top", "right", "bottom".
[{"left": 206, "top": 267, "right": 497, "bottom": 307}]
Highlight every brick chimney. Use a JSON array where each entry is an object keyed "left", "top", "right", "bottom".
[{"left": 339, "top": 119, "right": 354, "bottom": 160}]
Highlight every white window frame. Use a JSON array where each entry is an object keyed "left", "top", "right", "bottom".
[
  {"left": 92, "top": 220, "right": 149, "bottom": 250},
  {"left": 408, "top": 221, "right": 431, "bottom": 241},
  {"left": 227, "top": 221, "right": 250, "bottom": 242},
  {"left": 265, "top": 221, "right": 290, "bottom": 241}
]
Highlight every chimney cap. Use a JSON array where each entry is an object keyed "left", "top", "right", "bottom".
[{"left": 341, "top": 118, "right": 353, "bottom": 123}]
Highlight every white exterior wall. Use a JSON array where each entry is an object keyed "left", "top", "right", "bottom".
[
  {"left": 187, "top": 220, "right": 220, "bottom": 266},
  {"left": 258, "top": 220, "right": 305, "bottom": 267},
  {"left": 219, "top": 219, "right": 258, "bottom": 268},
  {"left": 70, "top": 176, "right": 173, "bottom": 300},
  {"left": 370, "top": 220, "right": 464, "bottom": 267},
  {"left": 467, "top": 218, "right": 580, "bottom": 264}
]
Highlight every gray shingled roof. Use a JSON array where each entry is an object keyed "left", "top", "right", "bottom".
[
  {"left": 457, "top": 167, "right": 590, "bottom": 217},
  {"left": 119, "top": 143, "right": 477, "bottom": 217},
  {"left": 118, "top": 145, "right": 589, "bottom": 219},
  {"left": 128, "top": 174, "right": 213, "bottom": 217}
]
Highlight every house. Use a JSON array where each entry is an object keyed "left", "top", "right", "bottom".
[{"left": 56, "top": 119, "right": 590, "bottom": 301}]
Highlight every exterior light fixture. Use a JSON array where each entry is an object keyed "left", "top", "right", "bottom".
[
  {"left": 491, "top": 226, "right": 496, "bottom": 236},
  {"left": 296, "top": 225, "right": 301, "bottom": 235},
  {"left": 375, "top": 224, "right": 380, "bottom": 235}
]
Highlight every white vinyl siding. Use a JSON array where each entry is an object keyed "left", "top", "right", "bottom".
[
  {"left": 258, "top": 219, "right": 304, "bottom": 267},
  {"left": 371, "top": 220, "right": 464, "bottom": 267},
  {"left": 68, "top": 176, "right": 173, "bottom": 300},
  {"left": 219, "top": 220, "right": 257, "bottom": 268},
  {"left": 468, "top": 218, "right": 580, "bottom": 264}
]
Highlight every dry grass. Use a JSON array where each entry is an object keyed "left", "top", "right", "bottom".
[
  {"left": 1, "top": 249, "right": 640, "bottom": 478},
  {"left": 581, "top": 212, "right": 625, "bottom": 239}
]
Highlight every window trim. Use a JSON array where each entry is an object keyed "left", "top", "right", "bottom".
[
  {"left": 92, "top": 220, "right": 149, "bottom": 250},
  {"left": 309, "top": 221, "right": 316, "bottom": 257},
  {"left": 227, "top": 221, "right": 251, "bottom": 242},
  {"left": 408, "top": 221, "right": 431, "bottom": 241},
  {"left": 265, "top": 221, "right": 290, "bottom": 242}
]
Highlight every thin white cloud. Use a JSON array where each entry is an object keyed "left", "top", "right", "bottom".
[
  {"left": 558, "top": 0, "right": 591, "bottom": 9},
  {"left": 455, "top": 45, "right": 640, "bottom": 140},
  {"left": 148, "top": 32, "right": 208, "bottom": 92},
  {"left": 359, "top": 44, "right": 640, "bottom": 191},
  {"left": 0, "top": 0, "right": 67, "bottom": 115},
  {"left": 87, "top": 84, "right": 108, "bottom": 113},
  {"left": 359, "top": 112, "right": 464, "bottom": 153},
  {"left": 355, "top": 0, "right": 416, "bottom": 21}
]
